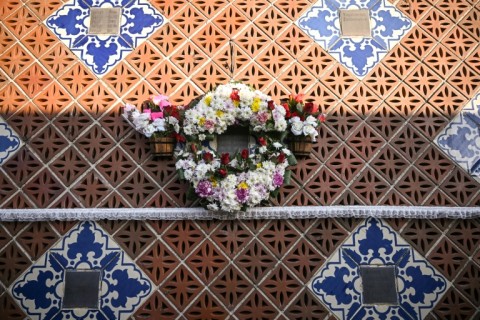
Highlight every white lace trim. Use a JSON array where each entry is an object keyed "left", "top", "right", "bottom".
[{"left": 0, "top": 206, "right": 479, "bottom": 220}]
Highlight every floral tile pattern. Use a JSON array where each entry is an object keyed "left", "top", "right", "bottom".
[
  {"left": 45, "top": 0, "right": 165, "bottom": 76},
  {"left": 435, "top": 93, "right": 480, "bottom": 182},
  {"left": 0, "top": 116, "right": 22, "bottom": 165},
  {"left": 297, "top": 0, "right": 413, "bottom": 78},
  {"left": 10, "top": 221, "right": 152, "bottom": 320},
  {"left": 309, "top": 218, "right": 448, "bottom": 320}
]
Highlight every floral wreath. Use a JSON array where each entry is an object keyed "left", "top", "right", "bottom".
[{"left": 175, "top": 83, "right": 297, "bottom": 212}]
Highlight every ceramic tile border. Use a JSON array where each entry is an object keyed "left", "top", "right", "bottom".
[{"left": 0, "top": 205, "right": 480, "bottom": 221}]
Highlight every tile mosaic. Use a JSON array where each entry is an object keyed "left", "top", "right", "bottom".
[
  {"left": 433, "top": 287, "right": 478, "bottom": 320},
  {"left": 297, "top": 0, "right": 413, "bottom": 78},
  {"left": 0, "top": 116, "right": 22, "bottom": 166},
  {"left": 234, "top": 290, "right": 279, "bottom": 319},
  {"left": 45, "top": 0, "right": 165, "bottom": 76},
  {"left": 326, "top": 102, "right": 364, "bottom": 140},
  {"left": 17, "top": 222, "right": 58, "bottom": 260},
  {"left": 309, "top": 218, "right": 449, "bottom": 320},
  {"left": 4, "top": 6, "right": 40, "bottom": 40},
  {"left": 21, "top": 25, "right": 58, "bottom": 58},
  {"left": 0, "top": 242, "right": 30, "bottom": 287},
  {"left": 435, "top": 93, "right": 480, "bottom": 179},
  {"left": 134, "top": 290, "right": 179, "bottom": 320},
  {"left": 0, "top": 43, "right": 34, "bottom": 79},
  {"left": 10, "top": 221, "right": 153, "bottom": 320},
  {"left": 22, "top": 168, "right": 65, "bottom": 208}
]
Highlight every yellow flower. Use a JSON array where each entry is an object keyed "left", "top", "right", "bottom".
[
  {"left": 251, "top": 97, "right": 261, "bottom": 112},
  {"left": 210, "top": 177, "right": 218, "bottom": 187},
  {"left": 238, "top": 181, "right": 249, "bottom": 190},
  {"left": 216, "top": 110, "right": 224, "bottom": 117},
  {"left": 233, "top": 100, "right": 240, "bottom": 107},
  {"left": 205, "top": 96, "right": 212, "bottom": 106},
  {"left": 199, "top": 117, "right": 206, "bottom": 126},
  {"left": 256, "top": 163, "right": 262, "bottom": 169}
]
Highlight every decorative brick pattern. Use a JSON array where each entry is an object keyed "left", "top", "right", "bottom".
[{"left": 1, "top": 1, "right": 480, "bottom": 319}]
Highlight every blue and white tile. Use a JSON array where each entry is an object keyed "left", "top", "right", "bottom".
[
  {"left": 329, "top": 38, "right": 389, "bottom": 77},
  {"left": 370, "top": 0, "right": 412, "bottom": 50},
  {"left": 297, "top": 2, "right": 341, "bottom": 50},
  {"left": 10, "top": 221, "right": 153, "bottom": 320},
  {"left": 0, "top": 116, "right": 22, "bottom": 166},
  {"left": 46, "top": 0, "right": 165, "bottom": 76},
  {"left": 435, "top": 93, "right": 480, "bottom": 182},
  {"left": 308, "top": 218, "right": 448, "bottom": 320},
  {"left": 297, "top": 0, "right": 413, "bottom": 78}
]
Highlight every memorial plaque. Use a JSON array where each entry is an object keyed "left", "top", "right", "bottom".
[
  {"left": 360, "top": 265, "right": 398, "bottom": 305},
  {"left": 340, "top": 10, "right": 371, "bottom": 37},
  {"left": 63, "top": 270, "right": 101, "bottom": 308},
  {"left": 216, "top": 126, "right": 252, "bottom": 155},
  {"left": 88, "top": 7, "right": 122, "bottom": 35}
]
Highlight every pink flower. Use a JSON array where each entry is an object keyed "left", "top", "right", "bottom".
[
  {"left": 150, "top": 112, "right": 164, "bottom": 120},
  {"left": 152, "top": 94, "right": 169, "bottom": 106},
  {"left": 318, "top": 113, "right": 327, "bottom": 123},
  {"left": 257, "top": 111, "right": 269, "bottom": 123},
  {"left": 204, "top": 120, "right": 215, "bottom": 130}
]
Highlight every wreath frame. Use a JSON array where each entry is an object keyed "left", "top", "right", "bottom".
[{"left": 175, "top": 83, "right": 297, "bottom": 212}]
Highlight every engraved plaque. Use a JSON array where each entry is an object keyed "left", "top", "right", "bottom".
[
  {"left": 360, "top": 266, "right": 398, "bottom": 305},
  {"left": 88, "top": 7, "right": 122, "bottom": 35},
  {"left": 216, "top": 126, "right": 252, "bottom": 155},
  {"left": 340, "top": 10, "right": 371, "bottom": 37}
]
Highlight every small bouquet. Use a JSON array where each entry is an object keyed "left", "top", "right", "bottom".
[
  {"left": 282, "top": 94, "right": 326, "bottom": 141},
  {"left": 123, "top": 95, "right": 186, "bottom": 142}
]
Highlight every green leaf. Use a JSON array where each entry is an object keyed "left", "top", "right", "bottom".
[
  {"left": 287, "top": 154, "right": 297, "bottom": 166},
  {"left": 186, "top": 186, "right": 197, "bottom": 201},
  {"left": 271, "top": 188, "right": 280, "bottom": 198},
  {"left": 176, "top": 169, "right": 185, "bottom": 180},
  {"left": 283, "top": 170, "right": 292, "bottom": 185}
]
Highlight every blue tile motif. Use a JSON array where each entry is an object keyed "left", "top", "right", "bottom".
[
  {"left": 308, "top": 218, "right": 448, "bottom": 320},
  {"left": 46, "top": 0, "right": 165, "bottom": 76},
  {"left": 10, "top": 221, "right": 153, "bottom": 320},
  {"left": 297, "top": 0, "right": 413, "bottom": 78},
  {"left": 0, "top": 117, "right": 22, "bottom": 165},
  {"left": 435, "top": 93, "right": 480, "bottom": 181}
]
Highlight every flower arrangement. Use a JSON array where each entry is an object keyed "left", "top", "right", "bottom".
[
  {"left": 176, "top": 83, "right": 296, "bottom": 212},
  {"left": 122, "top": 95, "right": 186, "bottom": 141},
  {"left": 183, "top": 82, "right": 288, "bottom": 140},
  {"left": 121, "top": 84, "right": 325, "bottom": 211},
  {"left": 282, "top": 94, "right": 326, "bottom": 141}
]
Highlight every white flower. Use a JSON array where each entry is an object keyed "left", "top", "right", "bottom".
[
  {"left": 303, "top": 124, "right": 318, "bottom": 141},
  {"left": 258, "top": 146, "right": 267, "bottom": 154},
  {"left": 143, "top": 125, "right": 156, "bottom": 138},
  {"left": 273, "top": 142, "right": 282, "bottom": 149},
  {"left": 207, "top": 203, "right": 219, "bottom": 211},
  {"left": 152, "top": 118, "right": 166, "bottom": 131},
  {"left": 290, "top": 117, "right": 304, "bottom": 136},
  {"left": 304, "top": 115, "right": 318, "bottom": 127},
  {"left": 198, "top": 134, "right": 206, "bottom": 141}
]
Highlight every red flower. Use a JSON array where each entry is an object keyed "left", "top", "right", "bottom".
[
  {"left": 282, "top": 103, "right": 291, "bottom": 118},
  {"left": 258, "top": 137, "right": 267, "bottom": 146},
  {"left": 230, "top": 89, "right": 240, "bottom": 101},
  {"left": 294, "top": 93, "right": 305, "bottom": 103},
  {"left": 318, "top": 113, "right": 327, "bottom": 123},
  {"left": 241, "top": 149, "right": 249, "bottom": 159},
  {"left": 175, "top": 133, "right": 186, "bottom": 143},
  {"left": 304, "top": 102, "right": 319, "bottom": 114},
  {"left": 218, "top": 169, "right": 227, "bottom": 177},
  {"left": 268, "top": 100, "right": 275, "bottom": 110},
  {"left": 203, "top": 152, "right": 213, "bottom": 163},
  {"left": 221, "top": 153, "right": 230, "bottom": 165},
  {"left": 278, "top": 153, "right": 286, "bottom": 163},
  {"left": 191, "top": 143, "right": 198, "bottom": 154}
]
